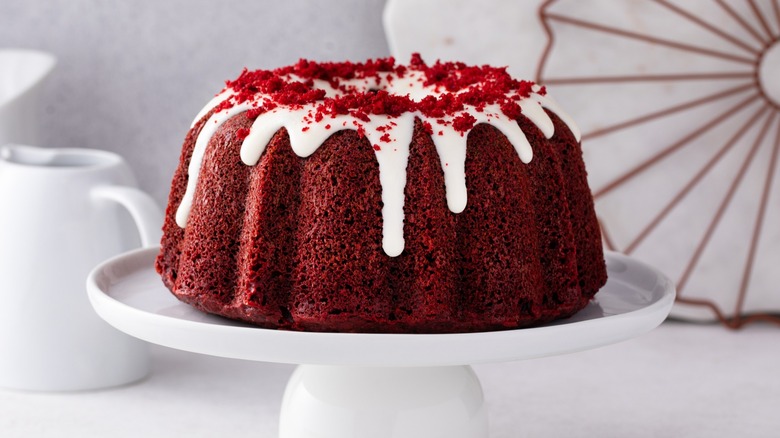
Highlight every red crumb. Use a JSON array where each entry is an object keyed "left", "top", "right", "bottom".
[
  {"left": 236, "top": 128, "right": 250, "bottom": 140},
  {"left": 216, "top": 54, "right": 539, "bottom": 134},
  {"left": 422, "top": 121, "right": 433, "bottom": 135},
  {"left": 452, "top": 113, "right": 477, "bottom": 132}
]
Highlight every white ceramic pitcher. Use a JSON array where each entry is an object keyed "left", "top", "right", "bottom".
[
  {"left": 0, "top": 144, "right": 162, "bottom": 391},
  {"left": 0, "top": 49, "right": 56, "bottom": 146}
]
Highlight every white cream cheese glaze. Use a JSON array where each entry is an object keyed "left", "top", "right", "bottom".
[{"left": 175, "top": 63, "right": 580, "bottom": 257}]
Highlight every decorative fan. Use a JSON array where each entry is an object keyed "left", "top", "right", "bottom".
[
  {"left": 536, "top": 0, "right": 780, "bottom": 327},
  {"left": 384, "top": 0, "right": 780, "bottom": 327}
]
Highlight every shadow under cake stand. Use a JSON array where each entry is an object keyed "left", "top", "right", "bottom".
[{"left": 87, "top": 247, "right": 674, "bottom": 438}]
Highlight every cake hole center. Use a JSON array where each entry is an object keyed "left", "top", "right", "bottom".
[{"left": 759, "top": 40, "right": 780, "bottom": 107}]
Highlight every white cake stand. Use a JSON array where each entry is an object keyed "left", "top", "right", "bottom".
[{"left": 87, "top": 247, "right": 674, "bottom": 438}]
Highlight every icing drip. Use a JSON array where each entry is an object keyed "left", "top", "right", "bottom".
[
  {"left": 176, "top": 100, "right": 255, "bottom": 228},
  {"left": 533, "top": 91, "right": 581, "bottom": 142},
  {"left": 190, "top": 88, "right": 234, "bottom": 129},
  {"left": 240, "top": 109, "right": 414, "bottom": 256},
  {"left": 365, "top": 113, "right": 414, "bottom": 257},
  {"left": 428, "top": 103, "right": 537, "bottom": 213},
  {"left": 175, "top": 58, "right": 581, "bottom": 257}
]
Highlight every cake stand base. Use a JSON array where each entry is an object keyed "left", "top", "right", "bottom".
[
  {"left": 280, "top": 365, "right": 486, "bottom": 438},
  {"left": 87, "top": 247, "right": 674, "bottom": 438}
]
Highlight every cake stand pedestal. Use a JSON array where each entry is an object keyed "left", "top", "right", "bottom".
[{"left": 87, "top": 248, "right": 674, "bottom": 438}]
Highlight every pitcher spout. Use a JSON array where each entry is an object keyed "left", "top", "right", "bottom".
[{"left": 0, "top": 49, "right": 57, "bottom": 146}]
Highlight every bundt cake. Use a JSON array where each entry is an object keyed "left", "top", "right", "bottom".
[{"left": 155, "top": 55, "right": 607, "bottom": 333}]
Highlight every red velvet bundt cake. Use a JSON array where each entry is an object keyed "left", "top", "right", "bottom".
[{"left": 155, "top": 55, "right": 607, "bottom": 333}]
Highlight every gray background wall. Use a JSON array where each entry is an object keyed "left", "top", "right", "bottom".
[{"left": 1, "top": 0, "right": 390, "bottom": 204}]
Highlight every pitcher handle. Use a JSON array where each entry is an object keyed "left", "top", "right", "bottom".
[{"left": 91, "top": 186, "right": 163, "bottom": 248}]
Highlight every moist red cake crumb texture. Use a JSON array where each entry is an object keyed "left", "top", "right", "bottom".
[{"left": 155, "top": 55, "right": 608, "bottom": 333}]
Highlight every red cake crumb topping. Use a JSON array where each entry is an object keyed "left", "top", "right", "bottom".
[
  {"left": 422, "top": 121, "right": 434, "bottom": 135},
  {"left": 452, "top": 113, "right": 478, "bottom": 133},
  {"left": 235, "top": 127, "right": 250, "bottom": 140},
  {"left": 215, "top": 55, "right": 543, "bottom": 134}
]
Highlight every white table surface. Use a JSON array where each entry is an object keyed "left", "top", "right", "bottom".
[{"left": 1, "top": 320, "right": 778, "bottom": 438}]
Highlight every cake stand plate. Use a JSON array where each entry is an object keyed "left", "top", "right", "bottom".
[{"left": 87, "top": 248, "right": 675, "bottom": 438}]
